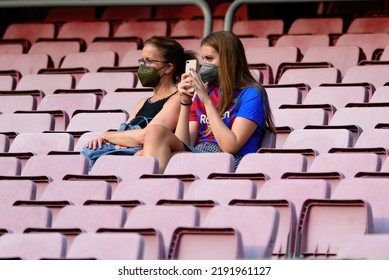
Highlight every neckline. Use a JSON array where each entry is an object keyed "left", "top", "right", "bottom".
[{"left": 147, "top": 90, "right": 178, "bottom": 104}]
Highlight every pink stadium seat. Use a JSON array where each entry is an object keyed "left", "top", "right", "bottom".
[
  {"left": 275, "top": 34, "right": 330, "bottom": 56},
  {"left": 0, "top": 74, "right": 16, "bottom": 90},
  {"left": 0, "top": 157, "right": 21, "bottom": 176},
  {"left": 295, "top": 198, "right": 373, "bottom": 258},
  {"left": 114, "top": 21, "right": 169, "bottom": 45},
  {"left": 0, "top": 42, "right": 24, "bottom": 55},
  {"left": 287, "top": 17, "right": 344, "bottom": 35},
  {"left": 0, "top": 113, "right": 54, "bottom": 135},
  {"left": 28, "top": 40, "right": 82, "bottom": 68},
  {"left": 347, "top": 17, "right": 389, "bottom": 33},
  {"left": 213, "top": 2, "right": 248, "bottom": 20},
  {"left": 232, "top": 19, "right": 284, "bottom": 39},
  {"left": 66, "top": 233, "right": 144, "bottom": 260},
  {"left": 0, "top": 180, "right": 36, "bottom": 206},
  {"left": 0, "top": 53, "right": 53, "bottom": 76},
  {"left": 117, "top": 205, "right": 200, "bottom": 259},
  {"left": 232, "top": 178, "right": 330, "bottom": 259},
  {"left": 59, "top": 51, "right": 118, "bottom": 73},
  {"left": 342, "top": 65, "right": 389, "bottom": 92},
  {"left": 337, "top": 234, "right": 389, "bottom": 259},
  {"left": 86, "top": 41, "right": 138, "bottom": 64},
  {"left": 0, "top": 233, "right": 66, "bottom": 260},
  {"left": 57, "top": 21, "right": 111, "bottom": 47},
  {"left": 0, "top": 206, "right": 52, "bottom": 234},
  {"left": 15, "top": 73, "right": 75, "bottom": 96},
  {"left": 0, "top": 95, "right": 36, "bottom": 113},
  {"left": 2, "top": 22, "right": 56, "bottom": 45},
  {"left": 332, "top": 178, "right": 389, "bottom": 233},
  {"left": 265, "top": 87, "right": 302, "bottom": 111},
  {"left": 0, "top": 134, "right": 10, "bottom": 152},
  {"left": 97, "top": 91, "right": 152, "bottom": 115},
  {"left": 273, "top": 108, "right": 329, "bottom": 130},
  {"left": 77, "top": 72, "right": 137, "bottom": 92},
  {"left": 154, "top": 5, "right": 203, "bottom": 21},
  {"left": 335, "top": 33, "right": 389, "bottom": 60}
]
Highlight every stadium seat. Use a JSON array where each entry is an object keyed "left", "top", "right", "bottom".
[
  {"left": 273, "top": 108, "right": 329, "bottom": 130},
  {"left": 2, "top": 22, "right": 56, "bottom": 46},
  {"left": 0, "top": 74, "right": 16, "bottom": 90},
  {"left": 0, "top": 233, "right": 66, "bottom": 260},
  {"left": 0, "top": 113, "right": 54, "bottom": 136},
  {"left": 337, "top": 234, "right": 389, "bottom": 259},
  {"left": 265, "top": 87, "right": 302, "bottom": 111},
  {"left": 347, "top": 17, "right": 389, "bottom": 33},
  {"left": 66, "top": 232, "right": 144, "bottom": 260},
  {"left": 294, "top": 198, "right": 373, "bottom": 258},
  {"left": 0, "top": 134, "right": 10, "bottom": 152},
  {"left": 0, "top": 180, "right": 36, "bottom": 206},
  {"left": 15, "top": 73, "right": 75, "bottom": 96},
  {"left": 342, "top": 65, "right": 389, "bottom": 94},
  {"left": 287, "top": 17, "right": 344, "bottom": 35},
  {"left": 97, "top": 91, "right": 152, "bottom": 115},
  {"left": 0, "top": 95, "right": 36, "bottom": 113},
  {"left": 275, "top": 34, "right": 330, "bottom": 56},
  {"left": 0, "top": 53, "right": 53, "bottom": 76},
  {"left": 0, "top": 206, "right": 52, "bottom": 234},
  {"left": 232, "top": 19, "right": 284, "bottom": 39},
  {"left": 86, "top": 41, "right": 138, "bottom": 64},
  {"left": 77, "top": 72, "right": 137, "bottom": 92},
  {"left": 0, "top": 157, "right": 21, "bottom": 176},
  {"left": 114, "top": 21, "right": 169, "bottom": 45}
]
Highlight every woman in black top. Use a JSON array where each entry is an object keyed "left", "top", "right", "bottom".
[{"left": 81, "top": 36, "right": 197, "bottom": 169}]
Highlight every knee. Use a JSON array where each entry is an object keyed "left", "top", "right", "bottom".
[{"left": 144, "top": 124, "right": 169, "bottom": 144}]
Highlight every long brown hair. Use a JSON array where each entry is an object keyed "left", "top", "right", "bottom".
[{"left": 200, "top": 31, "right": 276, "bottom": 133}]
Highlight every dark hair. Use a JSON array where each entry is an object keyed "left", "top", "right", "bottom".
[{"left": 144, "top": 36, "right": 198, "bottom": 83}]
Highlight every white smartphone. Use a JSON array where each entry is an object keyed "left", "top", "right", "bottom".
[
  {"left": 185, "top": 59, "right": 198, "bottom": 73},
  {"left": 185, "top": 59, "right": 198, "bottom": 92}
]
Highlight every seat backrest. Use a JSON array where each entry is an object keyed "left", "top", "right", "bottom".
[
  {"left": 16, "top": 73, "right": 75, "bottom": 95},
  {"left": 0, "top": 113, "right": 54, "bottom": 134},
  {"left": 0, "top": 180, "right": 36, "bottom": 206},
  {"left": 354, "top": 129, "right": 389, "bottom": 150},
  {"left": 342, "top": 65, "right": 389, "bottom": 91},
  {"left": 275, "top": 34, "right": 330, "bottom": 55},
  {"left": 335, "top": 33, "right": 389, "bottom": 60},
  {"left": 66, "top": 112, "right": 127, "bottom": 133},
  {"left": 245, "top": 46, "right": 300, "bottom": 83},
  {"left": 0, "top": 54, "right": 52, "bottom": 75},
  {"left": 0, "top": 95, "right": 36, "bottom": 113},
  {"left": 0, "top": 157, "right": 21, "bottom": 176},
  {"left": 288, "top": 17, "right": 344, "bottom": 34},
  {"left": 22, "top": 154, "right": 89, "bottom": 181},
  {"left": 86, "top": 41, "right": 138, "bottom": 65},
  {"left": 330, "top": 107, "right": 389, "bottom": 131},
  {"left": 308, "top": 153, "right": 382, "bottom": 178},
  {"left": 113, "top": 178, "right": 184, "bottom": 205},
  {"left": 0, "top": 134, "right": 10, "bottom": 152},
  {"left": 282, "top": 128, "right": 353, "bottom": 153},
  {"left": 28, "top": 40, "right": 82, "bottom": 68},
  {"left": 3, "top": 22, "right": 56, "bottom": 44},
  {"left": 265, "top": 87, "right": 302, "bottom": 111},
  {"left": 0, "top": 233, "right": 66, "bottom": 260},
  {"left": 0, "top": 75, "right": 16, "bottom": 90},
  {"left": 202, "top": 206, "right": 279, "bottom": 259},
  {"left": 57, "top": 21, "right": 111, "bottom": 46},
  {"left": 302, "top": 46, "right": 364, "bottom": 78},
  {"left": 124, "top": 205, "right": 200, "bottom": 256},
  {"left": 66, "top": 232, "right": 144, "bottom": 260},
  {"left": 236, "top": 153, "right": 308, "bottom": 179},
  {"left": 170, "top": 19, "right": 204, "bottom": 39},
  {"left": 40, "top": 180, "right": 112, "bottom": 206},
  {"left": 0, "top": 206, "right": 52, "bottom": 233},
  {"left": 77, "top": 72, "right": 136, "bottom": 92},
  {"left": 119, "top": 49, "right": 143, "bottom": 67},
  {"left": 332, "top": 178, "right": 389, "bottom": 233},
  {"left": 278, "top": 67, "right": 341, "bottom": 89},
  {"left": 114, "top": 21, "right": 169, "bottom": 43},
  {"left": 273, "top": 108, "right": 329, "bottom": 130},
  {"left": 98, "top": 91, "right": 151, "bottom": 115},
  {"left": 9, "top": 133, "right": 74, "bottom": 155},
  {"left": 60, "top": 51, "right": 118, "bottom": 72},
  {"left": 38, "top": 93, "right": 99, "bottom": 119},
  {"left": 91, "top": 155, "right": 159, "bottom": 181},
  {"left": 304, "top": 86, "right": 368, "bottom": 110},
  {"left": 232, "top": 19, "right": 284, "bottom": 38},
  {"left": 184, "top": 179, "right": 256, "bottom": 206},
  {"left": 53, "top": 205, "right": 127, "bottom": 232},
  {"left": 337, "top": 234, "right": 389, "bottom": 259},
  {"left": 164, "top": 153, "right": 235, "bottom": 179},
  {"left": 347, "top": 17, "right": 389, "bottom": 33},
  {"left": 369, "top": 86, "right": 389, "bottom": 103}
]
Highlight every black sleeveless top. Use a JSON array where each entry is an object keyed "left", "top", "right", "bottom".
[{"left": 131, "top": 91, "right": 177, "bottom": 128}]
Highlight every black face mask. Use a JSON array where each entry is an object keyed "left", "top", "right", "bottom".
[
  {"left": 199, "top": 63, "right": 219, "bottom": 83},
  {"left": 137, "top": 65, "right": 166, "bottom": 87}
]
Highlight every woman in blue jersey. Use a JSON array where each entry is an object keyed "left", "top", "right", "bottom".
[{"left": 141, "top": 31, "right": 276, "bottom": 173}]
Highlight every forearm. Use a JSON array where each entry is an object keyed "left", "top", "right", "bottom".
[
  {"left": 101, "top": 129, "right": 145, "bottom": 147},
  {"left": 174, "top": 104, "right": 191, "bottom": 145}
]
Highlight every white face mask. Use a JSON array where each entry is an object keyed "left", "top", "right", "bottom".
[{"left": 199, "top": 63, "right": 219, "bottom": 83}]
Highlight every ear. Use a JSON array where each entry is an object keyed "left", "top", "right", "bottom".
[{"left": 165, "top": 63, "right": 174, "bottom": 74}]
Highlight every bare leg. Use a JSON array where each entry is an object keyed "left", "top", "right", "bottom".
[{"left": 142, "top": 124, "right": 186, "bottom": 173}]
